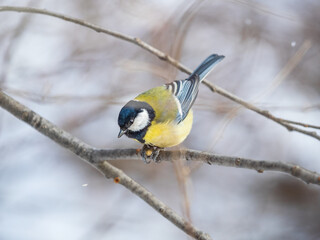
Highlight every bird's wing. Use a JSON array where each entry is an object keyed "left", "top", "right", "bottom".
[{"left": 165, "top": 76, "right": 200, "bottom": 123}]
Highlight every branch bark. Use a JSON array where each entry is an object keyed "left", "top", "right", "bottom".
[
  {"left": 0, "top": 5, "right": 319, "bottom": 141},
  {"left": 92, "top": 149, "right": 320, "bottom": 185}
]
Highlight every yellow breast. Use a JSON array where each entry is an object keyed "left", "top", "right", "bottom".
[{"left": 143, "top": 110, "right": 193, "bottom": 148}]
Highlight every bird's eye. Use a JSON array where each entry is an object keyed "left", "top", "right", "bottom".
[{"left": 130, "top": 119, "right": 134, "bottom": 123}]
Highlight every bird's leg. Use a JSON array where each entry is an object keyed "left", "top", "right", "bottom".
[
  {"left": 141, "top": 144, "right": 153, "bottom": 164},
  {"left": 141, "top": 145, "right": 163, "bottom": 163}
]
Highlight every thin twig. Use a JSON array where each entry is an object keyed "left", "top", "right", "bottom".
[
  {"left": 278, "top": 118, "right": 320, "bottom": 130},
  {"left": 253, "top": 40, "right": 311, "bottom": 101},
  {"left": 0, "top": 6, "right": 319, "bottom": 141}
]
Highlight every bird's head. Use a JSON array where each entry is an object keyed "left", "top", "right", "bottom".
[{"left": 118, "top": 100, "right": 155, "bottom": 138}]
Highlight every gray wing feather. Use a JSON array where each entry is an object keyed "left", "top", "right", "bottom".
[{"left": 165, "top": 75, "right": 200, "bottom": 123}]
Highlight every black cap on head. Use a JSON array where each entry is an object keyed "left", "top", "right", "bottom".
[{"left": 117, "top": 100, "right": 155, "bottom": 138}]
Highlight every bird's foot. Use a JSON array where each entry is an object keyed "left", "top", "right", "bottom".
[{"left": 141, "top": 145, "right": 163, "bottom": 163}]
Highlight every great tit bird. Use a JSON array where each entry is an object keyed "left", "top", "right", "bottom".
[{"left": 118, "top": 54, "right": 224, "bottom": 163}]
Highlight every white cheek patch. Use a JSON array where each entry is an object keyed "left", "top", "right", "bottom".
[{"left": 128, "top": 109, "right": 150, "bottom": 132}]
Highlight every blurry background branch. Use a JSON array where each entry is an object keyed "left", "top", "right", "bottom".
[{"left": 0, "top": 5, "right": 319, "bottom": 141}]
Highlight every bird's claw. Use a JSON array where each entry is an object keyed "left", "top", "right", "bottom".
[{"left": 141, "top": 145, "right": 162, "bottom": 163}]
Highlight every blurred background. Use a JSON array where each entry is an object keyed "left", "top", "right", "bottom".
[{"left": 1, "top": 0, "right": 320, "bottom": 239}]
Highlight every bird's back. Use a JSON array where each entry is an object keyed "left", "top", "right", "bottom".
[{"left": 135, "top": 86, "right": 180, "bottom": 123}]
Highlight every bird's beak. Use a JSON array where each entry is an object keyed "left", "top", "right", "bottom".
[{"left": 118, "top": 129, "right": 127, "bottom": 138}]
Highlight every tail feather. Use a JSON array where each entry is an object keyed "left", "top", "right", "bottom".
[{"left": 189, "top": 54, "right": 224, "bottom": 82}]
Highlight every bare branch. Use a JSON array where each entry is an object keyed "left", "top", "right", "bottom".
[
  {"left": 1, "top": 90, "right": 320, "bottom": 187},
  {"left": 0, "top": 6, "right": 319, "bottom": 141},
  {"left": 92, "top": 149, "right": 320, "bottom": 185},
  {"left": 0, "top": 90, "right": 213, "bottom": 240}
]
